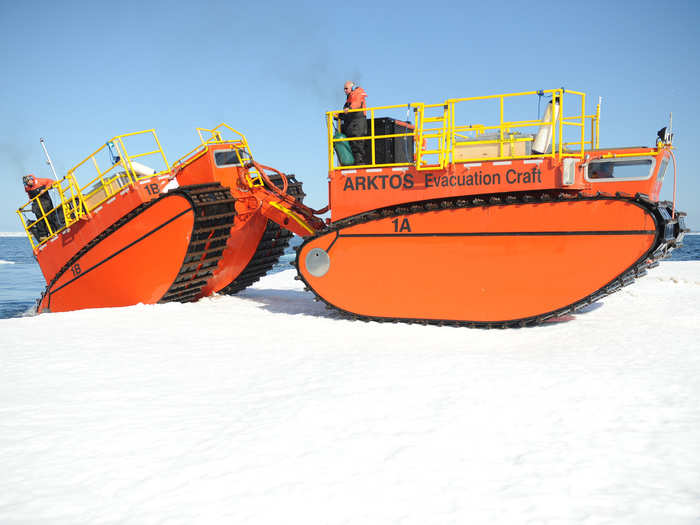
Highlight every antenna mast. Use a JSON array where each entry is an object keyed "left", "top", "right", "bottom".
[{"left": 40, "top": 138, "right": 59, "bottom": 181}]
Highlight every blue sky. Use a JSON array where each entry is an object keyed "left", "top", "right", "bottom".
[{"left": 1, "top": 0, "right": 698, "bottom": 231}]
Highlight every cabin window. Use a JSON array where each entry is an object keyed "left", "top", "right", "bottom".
[
  {"left": 585, "top": 157, "right": 655, "bottom": 181},
  {"left": 214, "top": 149, "right": 250, "bottom": 167},
  {"left": 656, "top": 156, "right": 670, "bottom": 183}
]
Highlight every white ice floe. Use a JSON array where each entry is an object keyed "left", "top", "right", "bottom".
[
  {"left": 0, "top": 232, "right": 25, "bottom": 237},
  {"left": 1, "top": 262, "right": 699, "bottom": 524},
  {"left": 0, "top": 259, "right": 15, "bottom": 264}
]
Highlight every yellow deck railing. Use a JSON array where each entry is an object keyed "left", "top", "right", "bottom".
[
  {"left": 17, "top": 173, "right": 87, "bottom": 249},
  {"left": 172, "top": 123, "right": 251, "bottom": 168},
  {"left": 171, "top": 123, "right": 262, "bottom": 186},
  {"left": 17, "top": 129, "right": 170, "bottom": 249},
  {"left": 327, "top": 88, "right": 601, "bottom": 171}
]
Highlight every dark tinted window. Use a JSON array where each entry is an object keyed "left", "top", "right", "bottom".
[
  {"left": 214, "top": 150, "right": 241, "bottom": 167},
  {"left": 214, "top": 149, "right": 251, "bottom": 167},
  {"left": 587, "top": 158, "right": 653, "bottom": 180}
]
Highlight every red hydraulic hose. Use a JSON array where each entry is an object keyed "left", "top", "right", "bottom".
[
  {"left": 250, "top": 160, "right": 288, "bottom": 194},
  {"left": 248, "top": 161, "right": 330, "bottom": 215},
  {"left": 669, "top": 149, "right": 678, "bottom": 219}
]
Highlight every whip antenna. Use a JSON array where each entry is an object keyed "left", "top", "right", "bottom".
[{"left": 40, "top": 138, "right": 59, "bottom": 181}]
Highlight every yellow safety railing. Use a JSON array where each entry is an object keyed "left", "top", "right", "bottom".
[
  {"left": 74, "top": 129, "right": 170, "bottom": 212},
  {"left": 17, "top": 173, "right": 87, "bottom": 249},
  {"left": 172, "top": 122, "right": 252, "bottom": 172},
  {"left": 327, "top": 88, "right": 602, "bottom": 171},
  {"left": 327, "top": 103, "right": 418, "bottom": 171},
  {"left": 17, "top": 129, "right": 170, "bottom": 249}
]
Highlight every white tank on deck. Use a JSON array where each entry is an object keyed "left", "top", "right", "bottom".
[
  {"left": 127, "top": 161, "right": 156, "bottom": 178},
  {"left": 532, "top": 98, "right": 560, "bottom": 154}
]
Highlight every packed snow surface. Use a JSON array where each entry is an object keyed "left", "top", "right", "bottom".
[{"left": 1, "top": 263, "right": 699, "bottom": 524}]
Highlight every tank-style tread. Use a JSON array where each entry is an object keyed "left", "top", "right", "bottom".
[
  {"left": 37, "top": 182, "right": 239, "bottom": 310},
  {"left": 295, "top": 191, "right": 688, "bottom": 328},
  {"left": 218, "top": 174, "right": 305, "bottom": 295},
  {"left": 159, "top": 183, "right": 236, "bottom": 303}
]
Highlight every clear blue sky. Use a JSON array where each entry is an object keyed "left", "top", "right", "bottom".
[{"left": 1, "top": 0, "right": 698, "bottom": 231}]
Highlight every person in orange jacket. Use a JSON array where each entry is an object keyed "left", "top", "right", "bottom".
[
  {"left": 22, "top": 174, "right": 59, "bottom": 240},
  {"left": 339, "top": 81, "right": 368, "bottom": 165}
]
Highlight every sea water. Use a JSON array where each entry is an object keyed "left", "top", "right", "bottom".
[{"left": 1, "top": 234, "right": 699, "bottom": 320}]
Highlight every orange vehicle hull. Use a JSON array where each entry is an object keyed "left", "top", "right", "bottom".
[
  {"left": 297, "top": 197, "right": 666, "bottom": 325},
  {"left": 38, "top": 192, "right": 195, "bottom": 313},
  {"left": 198, "top": 212, "right": 269, "bottom": 296},
  {"left": 27, "top": 130, "right": 310, "bottom": 314},
  {"left": 21, "top": 102, "right": 686, "bottom": 322},
  {"left": 327, "top": 149, "right": 668, "bottom": 223},
  {"left": 173, "top": 143, "right": 310, "bottom": 297}
]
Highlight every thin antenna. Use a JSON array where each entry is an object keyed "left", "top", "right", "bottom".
[
  {"left": 597, "top": 97, "right": 603, "bottom": 148},
  {"left": 39, "top": 138, "right": 59, "bottom": 181},
  {"left": 667, "top": 112, "right": 673, "bottom": 142}
]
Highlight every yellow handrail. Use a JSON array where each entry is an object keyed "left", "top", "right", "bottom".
[
  {"left": 70, "top": 129, "right": 170, "bottom": 213},
  {"left": 17, "top": 129, "right": 170, "bottom": 248},
  {"left": 328, "top": 103, "right": 419, "bottom": 170},
  {"left": 17, "top": 123, "right": 252, "bottom": 249},
  {"left": 16, "top": 172, "right": 88, "bottom": 249},
  {"left": 326, "top": 88, "right": 601, "bottom": 171},
  {"left": 171, "top": 122, "right": 252, "bottom": 170}
]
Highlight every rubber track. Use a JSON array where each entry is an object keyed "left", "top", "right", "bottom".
[
  {"left": 37, "top": 183, "right": 235, "bottom": 310},
  {"left": 218, "top": 174, "right": 306, "bottom": 295},
  {"left": 295, "top": 190, "right": 689, "bottom": 328},
  {"left": 159, "top": 183, "right": 236, "bottom": 303}
]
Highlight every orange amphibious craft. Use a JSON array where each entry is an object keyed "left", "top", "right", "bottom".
[
  {"left": 294, "top": 88, "right": 688, "bottom": 326},
  {"left": 18, "top": 88, "right": 688, "bottom": 326},
  {"left": 18, "top": 125, "right": 322, "bottom": 313}
]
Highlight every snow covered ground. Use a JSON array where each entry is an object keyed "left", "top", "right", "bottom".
[{"left": 1, "top": 263, "right": 699, "bottom": 524}]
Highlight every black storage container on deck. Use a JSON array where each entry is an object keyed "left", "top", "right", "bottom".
[{"left": 369, "top": 117, "right": 415, "bottom": 164}]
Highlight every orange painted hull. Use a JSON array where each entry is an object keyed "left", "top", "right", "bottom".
[
  {"left": 297, "top": 199, "right": 659, "bottom": 323},
  {"left": 38, "top": 193, "right": 195, "bottom": 313},
  {"left": 199, "top": 213, "right": 269, "bottom": 296}
]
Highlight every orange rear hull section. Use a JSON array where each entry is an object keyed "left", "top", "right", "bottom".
[
  {"left": 39, "top": 193, "right": 195, "bottom": 313},
  {"left": 199, "top": 213, "right": 268, "bottom": 296},
  {"left": 297, "top": 199, "right": 658, "bottom": 323}
]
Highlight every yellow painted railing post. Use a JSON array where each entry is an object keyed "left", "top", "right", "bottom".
[
  {"left": 558, "top": 89, "right": 563, "bottom": 159},
  {"left": 415, "top": 104, "right": 423, "bottom": 167},
  {"left": 550, "top": 92, "right": 557, "bottom": 160},
  {"left": 499, "top": 95, "right": 504, "bottom": 158},
  {"left": 18, "top": 211, "right": 35, "bottom": 249},
  {"left": 152, "top": 130, "right": 170, "bottom": 171},
  {"left": 118, "top": 137, "right": 135, "bottom": 183},
  {"left": 327, "top": 112, "right": 334, "bottom": 171},
  {"left": 58, "top": 182, "right": 68, "bottom": 228},
  {"left": 580, "top": 94, "right": 585, "bottom": 157},
  {"left": 447, "top": 100, "right": 454, "bottom": 165},
  {"left": 36, "top": 193, "right": 51, "bottom": 238},
  {"left": 595, "top": 100, "right": 601, "bottom": 149},
  {"left": 370, "top": 108, "right": 376, "bottom": 165},
  {"left": 440, "top": 103, "right": 447, "bottom": 168}
]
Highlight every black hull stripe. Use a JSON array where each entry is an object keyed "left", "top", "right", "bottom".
[
  {"left": 339, "top": 230, "right": 656, "bottom": 238},
  {"left": 49, "top": 208, "right": 193, "bottom": 297}
]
